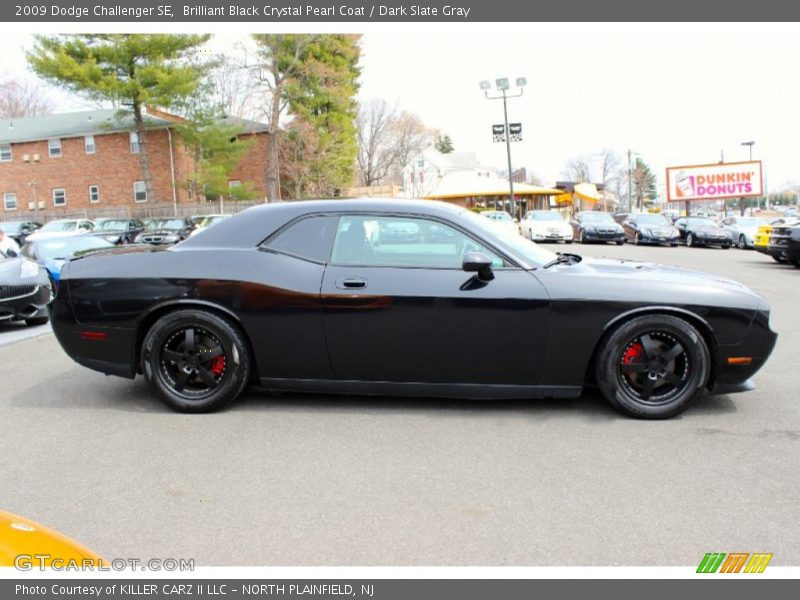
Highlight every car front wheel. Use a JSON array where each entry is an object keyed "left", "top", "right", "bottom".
[
  {"left": 594, "top": 314, "right": 710, "bottom": 419},
  {"left": 686, "top": 233, "right": 696, "bottom": 247},
  {"left": 737, "top": 234, "right": 747, "bottom": 249},
  {"left": 142, "top": 309, "right": 251, "bottom": 413}
]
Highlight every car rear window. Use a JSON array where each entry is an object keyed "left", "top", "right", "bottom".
[{"left": 266, "top": 215, "right": 339, "bottom": 263}]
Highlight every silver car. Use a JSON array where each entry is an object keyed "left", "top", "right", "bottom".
[{"left": 720, "top": 216, "right": 768, "bottom": 249}]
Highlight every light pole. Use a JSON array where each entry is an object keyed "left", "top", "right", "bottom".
[
  {"left": 627, "top": 150, "right": 640, "bottom": 212},
  {"left": 741, "top": 140, "right": 755, "bottom": 215},
  {"left": 480, "top": 77, "right": 526, "bottom": 218}
]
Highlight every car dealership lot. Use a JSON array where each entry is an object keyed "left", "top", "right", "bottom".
[{"left": 0, "top": 243, "right": 797, "bottom": 566}]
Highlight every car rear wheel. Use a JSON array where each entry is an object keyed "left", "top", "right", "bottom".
[
  {"left": 142, "top": 309, "right": 251, "bottom": 413},
  {"left": 686, "top": 233, "right": 695, "bottom": 247},
  {"left": 594, "top": 314, "right": 710, "bottom": 419},
  {"left": 579, "top": 230, "right": 586, "bottom": 243},
  {"left": 634, "top": 233, "right": 641, "bottom": 246},
  {"left": 737, "top": 234, "right": 747, "bottom": 249}
]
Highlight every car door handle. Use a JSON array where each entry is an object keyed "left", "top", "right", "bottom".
[{"left": 335, "top": 277, "right": 367, "bottom": 290}]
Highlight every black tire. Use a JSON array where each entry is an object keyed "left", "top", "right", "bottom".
[
  {"left": 615, "top": 240, "right": 624, "bottom": 246},
  {"left": 722, "top": 244, "right": 731, "bottom": 250},
  {"left": 634, "top": 233, "right": 641, "bottom": 246},
  {"left": 579, "top": 230, "right": 586, "bottom": 244},
  {"left": 565, "top": 240, "right": 573, "bottom": 245},
  {"left": 141, "top": 309, "right": 251, "bottom": 413},
  {"left": 791, "top": 259, "right": 800, "bottom": 268},
  {"left": 737, "top": 234, "right": 747, "bottom": 249},
  {"left": 25, "top": 315, "right": 49, "bottom": 326},
  {"left": 771, "top": 255, "right": 787, "bottom": 264},
  {"left": 594, "top": 314, "right": 711, "bottom": 419},
  {"left": 686, "top": 232, "right": 695, "bottom": 247}
]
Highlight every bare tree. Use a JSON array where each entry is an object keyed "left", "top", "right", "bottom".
[
  {"left": 0, "top": 79, "right": 53, "bottom": 118},
  {"left": 385, "top": 110, "right": 433, "bottom": 185},
  {"left": 357, "top": 99, "right": 398, "bottom": 186},
  {"left": 562, "top": 148, "right": 621, "bottom": 188}
]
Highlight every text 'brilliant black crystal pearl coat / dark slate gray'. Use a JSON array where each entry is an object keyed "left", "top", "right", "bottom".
[{"left": 50, "top": 199, "right": 777, "bottom": 418}]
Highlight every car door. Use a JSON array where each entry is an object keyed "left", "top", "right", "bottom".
[{"left": 320, "top": 213, "right": 550, "bottom": 386}]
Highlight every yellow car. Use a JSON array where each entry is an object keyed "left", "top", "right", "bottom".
[
  {"left": 0, "top": 509, "right": 104, "bottom": 568},
  {"left": 755, "top": 218, "right": 799, "bottom": 262}
]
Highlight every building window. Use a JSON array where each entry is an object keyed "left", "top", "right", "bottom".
[
  {"left": 48, "top": 139, "right": 62, "bottom": 158},
  {"left": 3, "top": 192, "right": 17, "bottom": 210},
  {"left": 85, "top": 135, "right": 95, "bottom": 154},
  {"left": 130, "top": 132, "right": 140, "bottom": 153},
  {"left": 52, "top": 188, "right": 66, "bottom": 206},
  {"left": 133, "top": 181, "right": 147, "bottom": 203},
  {"left": 0, "top": 144, "right": 11, "bottom": 162},
  {"left": 89, "top": 185, "right": 100, "bottom": 203}
]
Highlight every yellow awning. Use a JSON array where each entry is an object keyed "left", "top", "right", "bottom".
[
  {"left": 574, "top": 182, "right": 601, "bottom": 203},
  {"left": 421, "top": 172, "right": 562, "bottom": 200}
]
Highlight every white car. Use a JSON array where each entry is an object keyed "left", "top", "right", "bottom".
[
  {"left": 189, "top": 214, "right": 229, "bottom": 237},
  {"left": 25, "top": 219, "right": 94, "bottom": 242},
  {"left": 480, "top": 210, "right": 519, "bottom": 237},
  {"left": 719, "top": 216, "right": 768, "bottom": 249},
  {"left": 519, "top": 210, "right": 573, "bottom": 243}
]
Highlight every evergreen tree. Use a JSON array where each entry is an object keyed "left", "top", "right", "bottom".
[
  {"left": 435, "top": 134, "right": 454, "bottom": 154},
  {"left": 28, "top": 34, "right": 210, "bottom": 204}
]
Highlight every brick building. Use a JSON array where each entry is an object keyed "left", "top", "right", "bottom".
[{"left": 0, "top": 108, "right": 268, "bottom": 218}]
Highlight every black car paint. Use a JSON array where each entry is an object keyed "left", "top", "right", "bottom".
[
  {"left": 768, "top": 225, "right": 800, "bottom": 266},
  {"left": 50, "top": 199, "right": 777, "bottom": 401},
  {"left": 570, "top": 213, "right": 625, "bottom": 244},
  {"left": 90, "top": 219, "right": 145, "bottom": 245},
  {"left": 674, "top": 218, "right": 733, "bottom": 248},
  {"left": 622, "top": 215, "right": 680, "bottom": 246}
]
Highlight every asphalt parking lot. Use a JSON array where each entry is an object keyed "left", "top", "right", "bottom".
[{"left": 0, "top": 243, "right": 797, "bottom": 566}]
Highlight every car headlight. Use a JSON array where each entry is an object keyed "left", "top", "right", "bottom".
[{"left": 20, "top": 260, "right": 40, "bottom": 279}]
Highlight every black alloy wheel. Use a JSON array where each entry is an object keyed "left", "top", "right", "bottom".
[
  {"left": 142, "top": 309, "right": 251, "bottom": 412},
  {"left": 594, "top": 314, "right": 710, "bottom": 419}
]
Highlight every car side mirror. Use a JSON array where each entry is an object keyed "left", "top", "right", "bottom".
[{"left": 463, "top": 251, "right": 495, "bottom": 281}]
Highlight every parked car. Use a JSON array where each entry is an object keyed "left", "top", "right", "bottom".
[
  {"left": 50, "top": 199, "right": 777, "bottom": 419},
  {"left": 570, "top": 211, "right": 625, "bottom": 244},
  {"left": 135, "top": 218, "right": 195, "bottom": 245},
  {"left": 0, "top": 247, "right": 52, "bottom": 326},
  {"left": 26, "top": 219, "right": 94, "bottom": 243},
  {"left": 91, "top": 218, "right": 146, "bottom": 245},
  {"left": 519, "top": 210, "right": 573, "bottom": 243},
  {"left": 622, "top": 213, "right": 680, "bottom": 246},
  {"left": 189, "top": 214, "right": 230, "bottom": 237},
  {"left": 21, "top": 235, "right": 115, "bottom": 286},
  {"left": 720, "top": 216, "right": 768, "bottom": 249},
  {"left": 480, "top": 210, "right": 519, "bottom": 237},
  {"left": 0, "top": 220, "right": 43, "bottom": 246},
  {"left": 767, "top": 224, "right": 800, "bottom": 267},
  {"left": 612, "top": 212, "right": 632, "bottom": 225},
  {"left": 753, "top": 218, "right": 800, "bottom": 263},
  {"left": 674, "top": 217, "right": 733, "bottom": 248}
]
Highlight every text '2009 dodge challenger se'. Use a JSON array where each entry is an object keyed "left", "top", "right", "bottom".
[{"left": 50, "top": 199, "right": 777, "bottom": 419}]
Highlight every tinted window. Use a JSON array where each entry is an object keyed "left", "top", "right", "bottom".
[
  {"left": 331, "top": 215, "right": 503, "bottom": 269},
  {"left": 267, "top": 215, "right": 338, "bottom": 263}
]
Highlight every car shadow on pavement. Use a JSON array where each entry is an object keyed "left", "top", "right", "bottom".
[{"left": 10, "top": 370, "right": 738, "bottom": 420}]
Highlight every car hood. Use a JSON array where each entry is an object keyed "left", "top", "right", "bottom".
[
  {"left": 0, "top": 256, "right": 45, "bottom": 285},
  {"left": 532, "top": 221, "right": 570, "bottom": 230}
]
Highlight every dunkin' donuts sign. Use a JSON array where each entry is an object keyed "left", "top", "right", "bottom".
[{"left": 666, "top": 161, "right": 763, "bottom": 201}]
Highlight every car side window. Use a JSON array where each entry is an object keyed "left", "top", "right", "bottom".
[
  {"left": 331, "top": 215, "right": 504, "bottom": 269},
  {"left": 266, "top": 215, "right": 339, "bottom": 264}
]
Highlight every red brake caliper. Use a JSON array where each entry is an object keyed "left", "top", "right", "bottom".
[
  {"left": 622, "top": 342, "right": 644, "bottom": 379},
  {"left": 210, "top": 355, "right": 226, "bottom": 377}
]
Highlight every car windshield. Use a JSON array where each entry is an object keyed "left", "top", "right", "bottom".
[
  {"left": 686, "top": 217, "right": 717, "bottom": 227},
  {"left": 34, "top": 237, "right": 114, "bottom": 260},
  {"left": 146, "top": 219, "right": 184, "bottom": 231},
  {"left": 0, "top": 221, "right": 23, "bottom": 234},
  {"left": 483, "top": 212, "right": 513, "bottom": 222},
  {"left": 580, "top": 212, "right": 615, "bottom": 224},
  {"left": 460, "top": 210, "right": 556, "bottom": 267},
  {"left": 636, "top": 214, "right": 670, "bottom": 225},
  {"left": 96, "top": 220, "right": 130, "bottom": 230},
  {"left": 41, "top": 220, "right": 78, "bottom": 232},
  {"left": 531, "top": 212, "right": 562, "bottom": 221}
]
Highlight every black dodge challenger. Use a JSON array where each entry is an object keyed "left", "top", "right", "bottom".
[{"left": 50, "top": 199, "right": 777, "bottom": 419}]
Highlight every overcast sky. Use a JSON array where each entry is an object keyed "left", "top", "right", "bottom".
[{"left": 3, "top": 29, "right": 799, "bottom": 194}]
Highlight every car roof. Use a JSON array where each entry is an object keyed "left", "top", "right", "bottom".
[{"left": 179, "top": 199, "right": 470, "bottom": 250}]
